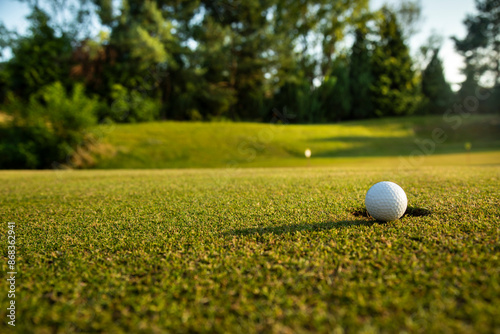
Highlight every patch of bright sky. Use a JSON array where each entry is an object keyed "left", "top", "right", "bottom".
[
  {"left": 0, "top": 0, "right": 477, "bottom": 90},
  {"left": 0, "top": 0, "right": 30, "bottom": 35}
]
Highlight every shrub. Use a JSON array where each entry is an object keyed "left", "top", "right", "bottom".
[
  {"left": 0, "top": 82, "right": 97, "bottom": 169},
  {"left": 107, "top": 84, "right": 161, "bottom": 123}
]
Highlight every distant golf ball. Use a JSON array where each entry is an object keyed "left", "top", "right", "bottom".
[{"left": 365, "top": 181, "right": 407, "bottom": 221}]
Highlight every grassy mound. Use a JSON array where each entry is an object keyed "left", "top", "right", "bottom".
[{"left": 93, "top": 115, "right": 500, "bottom": 169}]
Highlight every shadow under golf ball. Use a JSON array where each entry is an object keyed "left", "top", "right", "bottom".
[
  {"left": 352, "top": 207, "right": 432, "bottom": 220},
  {"left": 402, "top": 207, "right": 432, "bottom": 218}
]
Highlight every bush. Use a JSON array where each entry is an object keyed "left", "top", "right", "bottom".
[
  {"left": 106, "top": 84, "right": 161, "bottom": 123},
  {"left": 0, "top": 82, "right": 97, "bottom": 169}
]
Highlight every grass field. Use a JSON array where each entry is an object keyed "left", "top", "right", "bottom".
[
  {"left": 1, "top": 165, "right": 499, "bottom": 332},
  {"left": 93, "top": 115, "right": 500, "bottom": 169}
]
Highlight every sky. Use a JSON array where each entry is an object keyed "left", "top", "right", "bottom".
[{"left": 0, "top": 0, "right": 478, "bottom": 90}]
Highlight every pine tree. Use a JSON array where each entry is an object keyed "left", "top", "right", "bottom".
[
  {"left": 320, "top": 58, "right": 351, "bottom": 122},
  {"left": 349, "top": 28, "right": 373, "bottom": 119},
  {"left": 370, "top": 8, "right": 420, "bottom": 117},
  {"left": 453, "top": 0, "right": 499, "bottom": 113},
  {"left": 421, "top": 48, "right": 453, "bottom": 114}
]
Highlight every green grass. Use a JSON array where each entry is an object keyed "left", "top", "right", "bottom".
[
  {"left": 1, "top": 165, "right": 499, "bottom": 332},
  {"left": 93, "top": 115, "right": 500, "bottom": 169}
]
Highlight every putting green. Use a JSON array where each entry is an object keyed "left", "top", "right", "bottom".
[{"left": 1, "top": 164, "right": 499, "bottom": 332}]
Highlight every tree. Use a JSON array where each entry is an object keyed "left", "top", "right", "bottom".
[
  {"left": 0, "top": 23, "right": 13, "bottom": 61},
  {"left": 78, "top": 0, "right": 178, "bottom": 121},
  {"left": 454, "top": 0, "right": 499, "bottom": 86},
  {"left": 17, "top": 0, "right": 99, "bottom": 39},
  {"left": 314, "top": 0, "right": 370, "bottom": 79},
  {"left": 5, "top": 0, "right": 432, "bottom": 123},
  {"left": 0, "top": 63, "right": 7, "bottom": 105},
  {"left": 420, "top": 48, "right": 453, "bottom": 114},
  {"left": 269, "top": 0, "right": 370, "bottom": 123},
  {"left": 272, "top": 78, "right": 315, "bottom": 123},
  {"left": 370, "top": 8, "right": 420, "bottom": 117},
  {"left": 322, "top": 58, "right": 351, "bottom": 122},
  {"left": 5, "top": 8, "right": 73, "bottom": 100},
  {"left": 388, "top": 0, "right": 423, "bottom": 41},
  {"left": 453, "top": 0, "right": 499, "bottom": 113},
  {"left": 349, "top": 27, "right": 373, "bottom": 119}
]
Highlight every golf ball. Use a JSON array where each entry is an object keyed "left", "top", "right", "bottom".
[{"left": 365, "top": 181, "right": 407, "bottom": 221}]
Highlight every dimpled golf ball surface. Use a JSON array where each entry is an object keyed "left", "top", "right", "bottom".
[{"left": 365, "top": 181, "right": 407, "bottom": 221}]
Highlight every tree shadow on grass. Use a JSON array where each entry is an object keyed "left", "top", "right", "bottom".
[{"left": 228, "top": 206, "right": 432, "bottom": 237}]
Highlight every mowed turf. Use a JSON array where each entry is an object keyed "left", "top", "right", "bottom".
[{"left": 1, "top": 165, "right": 499, "bottom": 333}]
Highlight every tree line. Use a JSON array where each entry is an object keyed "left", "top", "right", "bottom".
[{"left": 0, "top": 0, "right": 498, "bottom": 168}]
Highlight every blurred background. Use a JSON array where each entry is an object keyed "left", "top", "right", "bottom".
[{"left": 0, "top": 0, "right": 498, "bottom": 169}]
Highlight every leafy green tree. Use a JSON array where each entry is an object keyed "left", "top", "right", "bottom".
[
  {"left": 83, "top": 0, "right": 177, "bottom": 121},
  {"left": 270, "top": 0, "right": 369, "bottom": 123},
  {"left": 5, "top": 8, "right": 73, "bottom": 100},
  {"left": 195, "top": 0, "right": 275, "bottom": 120},
  {"left": 109, "top": 84, "right": 161, "bottom": 122},
  {"left": 188, "top": 0, "right": 372, "bottom": 121},
  {"left": 420, "top": 48, "right": 453, "bottom": 114},
  {"left": 276, "top": 0, "right": 369, "bottom": 84},
  {"left": 80, "top": 0, "right": 374, "bottom": 122},
  {"left": 5, "top": 0, "right": 435, "bottom": 124},
  {"left": 371, "top": 8, "right": 420, "bottom": 117}
]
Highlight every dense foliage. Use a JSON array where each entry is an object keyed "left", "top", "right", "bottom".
[{"left": 0, "top": 82, "right": 97, "bottom": 169}]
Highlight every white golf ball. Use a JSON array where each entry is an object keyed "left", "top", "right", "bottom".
[{"left": 365, "top": 181, "right": 407, "bottom": 221}]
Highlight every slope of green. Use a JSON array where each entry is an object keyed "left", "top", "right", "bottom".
[
  {"left": 1, "top": 166, "right": 499, "bottom": 332},
  {"left": 94, "top": 115, "right": 500, "bottom": 169}
]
